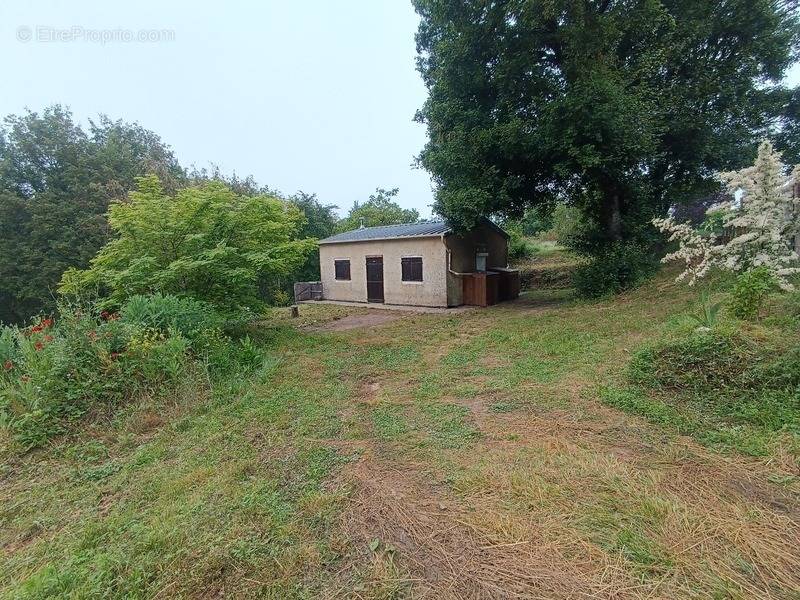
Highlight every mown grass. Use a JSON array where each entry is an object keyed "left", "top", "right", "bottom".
[{"left": 2, "top": 280, "right": 799, "bottom": 598}]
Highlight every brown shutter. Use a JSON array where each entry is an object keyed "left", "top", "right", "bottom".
[
  {"left": 401, "top": 257, "right": 423, "bottom": 281},
  {"left": 334, "top": 259, "right": 350, "bottom": 280}
]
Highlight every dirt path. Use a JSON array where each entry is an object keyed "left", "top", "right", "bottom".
[
  {"left": 324, "top": 347, "right": 800, "bottom": 599},
  {"left": 309, "top": 312, "right": 405, "bottom": 332}
]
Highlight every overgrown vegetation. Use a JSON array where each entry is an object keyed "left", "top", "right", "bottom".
[
  {"left": 602, "top": 285, "right": 800, "bottom": 457},
  {"left": 0, "top": 295, "right": 261, "bottom": 449}
]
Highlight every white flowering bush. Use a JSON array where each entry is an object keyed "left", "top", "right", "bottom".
[{"left": 654, "top": 140, "right": 800, "bottom": 290}]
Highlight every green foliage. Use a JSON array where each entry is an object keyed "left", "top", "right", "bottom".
[
  {"left": 337, "top": 187, "right": 419, "bottom": 232},
  {"left": 618, "top": 325, "right": 800, "bottom": 455},
  {"left": 0, "top": 106, "right": 184, "bottom": 324},
  {"left": 287, "top": 191, "right": 339, "bottom": 285},
  {"left": 59, "top": 176, "right": 316, "bottom": 314},
  {"left": 0, "top": 310, "right": 189, "bottom": 448},
  {"left": 688, "top": 290, "right": 723, "bottom": 329},
  {"left": 520, "top": 205, "right": 553, "bottom": 236},
  {"left": 413, "top": 0, "right": 800, "bottom": 277},
  {"left": 550, "top": 204, "right": 586, "bottom": 248},
  {"left": 504, "top": 221, "right": 537, "bottom": 262},
  {"left": 119, "top": 294, "right": 223, "bottom": 341},
  {"left": 629, "top": 328, "right": 757, "bottom": 392},
  {"left": 573, "top": 242, "right": 658, "bottom": 298},
  {"left": 270, "top": 289, "right": 291, "bottom": 307},
  {"left": 728, "top": 267, "right": 778, "bottom": 320},
  {"left": 0, "top": 293, "right": 265, "bottom": 449}
]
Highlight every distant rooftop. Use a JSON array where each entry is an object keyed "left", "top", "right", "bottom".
[{"left": 319, "top": 221, "right": 452, "bottom": 244}]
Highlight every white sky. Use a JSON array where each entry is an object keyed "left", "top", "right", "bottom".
[
  {"left": 1, "top": 1, "right": 434, "bottom": 217},
  {"left": 2, "top": 2, "right": 799, "bottom": 219}
]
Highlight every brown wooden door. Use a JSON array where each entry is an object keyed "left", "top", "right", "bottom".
[{"left": 366, "top": 257, "right": 384, "bottom": 303}]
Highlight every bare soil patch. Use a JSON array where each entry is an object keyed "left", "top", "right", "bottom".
[{"left": 308, "top": 312, "right": 404, "bottom": 332}]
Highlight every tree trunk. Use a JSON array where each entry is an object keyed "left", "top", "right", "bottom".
[{"left": 599, "top": 181, "right": 623, "bottom": 243}]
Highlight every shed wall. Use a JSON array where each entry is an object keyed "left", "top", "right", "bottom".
[{"left": 319, "top": 237, "right": 448, "bottom": 307}]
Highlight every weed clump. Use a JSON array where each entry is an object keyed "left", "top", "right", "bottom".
[
  {"left": 0, "top": 296, "right": 263, "bottom": 449},
  {"left": 611, "top": 324, "right": 800, "bottom": 455}
]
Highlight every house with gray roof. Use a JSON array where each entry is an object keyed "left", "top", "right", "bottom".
[{"left": 314, "top": 219, "right": 519, "bottom": 308}]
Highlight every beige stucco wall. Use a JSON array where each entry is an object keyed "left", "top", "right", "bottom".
[{"left": 319, "top": 237, "right": 449, "bottom": 307}]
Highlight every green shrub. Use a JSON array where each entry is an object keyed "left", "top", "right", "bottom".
[
  {"left": 573, "top": 242, "right": 658, "bottom": 298},
  {"left": 1, "top": 293, "right": 266, "bottom": 449},
  {"left": 550, "top": 204, "right": 585, "bottom": 247},
  {"left": 0, "top": 308, "right": 190, "bottom": 449},
  {"left": 507, "top": 226, "right": 536, "bottom": 262},
  {"left": 271, "top": 289, "right": 292, "bottom": 307},
  {"left": 728, "top": 267, "right": 777, "bottom": 320},
  {"left": 629, "top": 328, "right": 757, "bottom": 392},
  {"left": 120, "top": 293, "right": 223, "bottom": 341},
  {"left": 195, "top": 329, "right": 264, "bottom": 375},
  {"left": 622, "top": 325, "right": 800, "bottom": 454}
]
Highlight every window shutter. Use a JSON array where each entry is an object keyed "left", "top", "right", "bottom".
[
  {"left": 401, "top": 257, "right": 423, "bottom": 281},
  {"left": 334, "top": 259, "right": 350, "bottom": 280}
]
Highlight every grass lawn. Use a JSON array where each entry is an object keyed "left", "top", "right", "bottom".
[{"left": 1, "top": 272, "right": 798, "bottom": 598}]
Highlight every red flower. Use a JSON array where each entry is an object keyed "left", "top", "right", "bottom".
[
  {"left": 3, "top": 360, "right": 12, "bottom": 370},
  {"left": 34, "top": 341, "right": 44, "bottom": 351},
  {"left": 100, "top": 311, "right": 119, "bottom": 322},
  {"left": 110, "top": 351, "right": 121, "bottom": 360},
  {"left": 30, "top": 318, "right": 53, "bottom": 334},
  {"left": 44, "top": 334, "right": 53, "bottom": 342}
]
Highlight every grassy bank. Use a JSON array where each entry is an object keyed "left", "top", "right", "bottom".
[{"left": 2, "top": 273, "right": 798, "bottom": 598}]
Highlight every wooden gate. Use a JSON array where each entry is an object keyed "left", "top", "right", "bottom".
[{"left": 366, "top": 257, "right": 384, "bottom": 303}]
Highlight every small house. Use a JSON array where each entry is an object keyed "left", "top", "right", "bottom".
[{"left": 309, "top": 219, "right": 519, "bottom": 308}]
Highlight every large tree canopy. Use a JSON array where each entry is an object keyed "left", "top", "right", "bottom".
[
  {"left": 0, "top": 106, "right": 184, "bottom": 323},
  {"left": 337, "top": 187, "right": 420, "bottom": 232},
  {"left": 59, "top": 176, "right": 316, "bottom": 314},
  {"left": 413, "top": 0, "right": 800, "bottom": 253}
]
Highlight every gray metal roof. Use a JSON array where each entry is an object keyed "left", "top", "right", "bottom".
[{"left": 319, "top": 221, "right": 452, "bottom": 244}]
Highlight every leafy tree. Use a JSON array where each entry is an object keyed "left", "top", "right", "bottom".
[
  {"left": 520, "top": 205, "right": 553, "bottom": 236},
  {"left": 0, "top": 106, "right": 184, "bottom": 323},
  {"left": 337, "top": 187, "right": 420, "bottom": 231},
  {"left": 59, "top": 176, "right": 316, "bottom": 314},
  {"left": 291, "top": 191, "right": 339, "bottom": 240},
  {"left": 413, "top": 0, "right": 800, "bottom": 260},
  {"left": 186, "top": 164, "right": 282, "bottom": 198},
  {"left": 289, "top": 191, "right": 339, "bottom": 284},
  {"left": 655, "top": 140, "right": 800, "bottom": 290}
]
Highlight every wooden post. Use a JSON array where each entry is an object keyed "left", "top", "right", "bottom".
[{"left": 290, "top": 305, "right": 299, "bottom": 318}]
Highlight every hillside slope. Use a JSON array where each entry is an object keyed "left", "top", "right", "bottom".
[{"left": 1, "top": 274, "right": 798, "bottom": 599}]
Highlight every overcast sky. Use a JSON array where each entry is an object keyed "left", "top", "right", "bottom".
[
  {"left": 3, "top": 2, "right": 800, "bottom": 220},
  {"left": 1, "top": 1, "right": 434, "bottom": 217}
]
